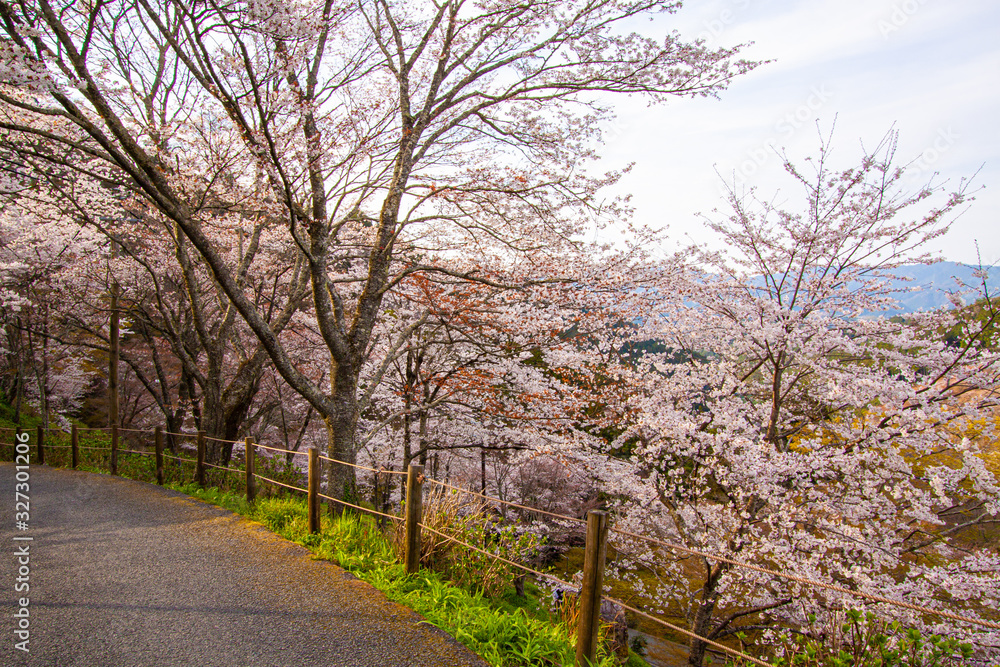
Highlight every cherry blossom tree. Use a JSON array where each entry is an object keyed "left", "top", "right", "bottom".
[
  {"left": 0, "top": 0, "right": 757, "bottom": 498},
  {"left": 609, "top": 130, "right": 1000, "bottom": 666},
  {"left": 0, "top": 108, "right": 311, "bottom": 460},
  {"left": 0, "top": 183, "right": 108, "bottom": 425}
]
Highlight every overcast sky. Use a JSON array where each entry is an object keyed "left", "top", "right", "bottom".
[{"left": 594, "top": 0, "right": 999, "bottom": 267}]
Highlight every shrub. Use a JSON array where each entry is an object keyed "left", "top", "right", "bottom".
[
  {"left": 729, "top": 610, "right": 974, "bottom": 667},
  {"left": 390, "top": 486, "right": 545, "bottom": 598}
]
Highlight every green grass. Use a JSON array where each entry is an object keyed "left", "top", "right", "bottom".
[
  {"left": 0, "top": 399, "right": 648, "bottom": 666},
  {"left": 170, "top": 483, "right": 642, "bottom": 667}
]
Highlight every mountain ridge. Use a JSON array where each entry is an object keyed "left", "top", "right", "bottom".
[{"left": 878, "top": 261, "right": 997, "bottom": 314}]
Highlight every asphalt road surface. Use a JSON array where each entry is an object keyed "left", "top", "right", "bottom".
[{"left": 0, "top": 462, "right": 489, "bottom": 667}]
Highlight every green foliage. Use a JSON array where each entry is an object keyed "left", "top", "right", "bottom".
[
  {"left": 624, "top": 650, "right": 649, "bottom": 667},
  {"left": 170, "top": 485, "right": 628, "bottom": 667},
  {"left": 629, "top": 634, "right": 647, "bottom": 658},
  {"left": 390, "top": 488, "right": 547, "bottom": 599},
  {"left": 0, "top": 402, "right": 41, "bottom": 429},
  {"left": 173, "top": 482, "right": 250, "bottom": 514},
  {"left": 728, "top": 611, "right": 973, "bottom": 667},
  {"left": 941, "top": 297, "right": 999, "bottom": 352},
  {"left": 0, "top": 397, "right": 17, "bottom": 423},
  {"left": 444, "top": 520, "right": 544, "bottom": 598},
  {"left": 0, "top": 394, "right": 648, "bottom": 667},
  {"left": 117, "top": 450, "right": 157, "bottom": 479},
  {"left": 253, "top": 454, "right": 305, "bottom": 494}
]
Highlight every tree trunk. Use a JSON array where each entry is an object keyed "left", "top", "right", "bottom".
[
  {"left": 109, "top": 286, "right": 119, "bottom": 432},
  {"left": 418, "top": 408, "right": 429, "bottom": 466},
  {"left": 687, "top": 560, "right": 723, "bottom": 667},
  {"left": 481, "top": 447, "right": 487, "bottom": 495},
  {"left": 201, "top": 376, "right": 226, "bottom": 464},
  {"left": 402, "top": 393, "right": 412, "bottom": 470},
  {"left": 165, "top": 411, "right": 184, "bottom": 454},
  {"left": 687, "top": 599, "right": 717, "bottom": 667},
  {"left": 39, "top": 305, "right": 50, "bottom": 427},
  {"left": 220, "top": 387, "right": 255, "bottom": 467},
  {"left": 325, "top": 365, "right": 359, "bottom": 512},
  {"left": 765, "top": 357, "right": 784, "bottom": 447}
]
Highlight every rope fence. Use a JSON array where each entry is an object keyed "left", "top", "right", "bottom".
[
  {"left": 606, "top": 594, "right": 772, "bottom": 667},
  {"left": 317, "top": 492, "right": 402, "bottom": 523},
  {"left": 415, "top": 519, "right": 772, "bottom": 667},
  {"left": 203, "top": 435, "right": 241, "bottom": 445},
  {"left": 609, "top": 527, "right": 1000, "bottom": 632},
  {"left": 254, "top": 474, "right": 307, "bottom": 494},
  {"left": 162, "top": 430, "right": 197, "bottom": 439},
  {"left": 204, "top": 461, "right": 239, "bottom": 473},
  {"left": 418, "top": 522, "right": 574, "bottom": 591},
  {"left": 254, "top": 442, "right": 306, "bottom": 456},
  {"left": 3, "top": 423, "right": 996, "bottom": 661},
  {"left": 425, "top": 478, "right": 588, "bottom": 525},
  {"left": 317, "top": 453, "right": 401, "bottom": 475}
]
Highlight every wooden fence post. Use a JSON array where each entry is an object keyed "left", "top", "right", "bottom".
[
  {"left": 404, "top": 464, "right": 425, "bottom": 575},
  {"left": 575, "top": 510, "right": 609, "bottom": 667},
  {"left": 110, "top": 424, "right": 119, "bottom": 475},
  {"left": 196, "top": 430, "right": 206, "bottom": 487},
  {"left": 245, "top": 437, "right": 256, "bottom": 504},
  {"left": 36, "top": 425, "right": 44, "bottom": 465},
  {"left": 154, "top": 426, "right": 164, "bottom": 485},
  {"left": 71, "top": 424, "right": 79, "bottom": 469},
  {"left": 308, "top": 447, "right": 320, "bottom": 534}
]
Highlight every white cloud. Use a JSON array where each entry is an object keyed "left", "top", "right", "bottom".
[{"left": 594, "top": 0, "right": 1000, "bottom": 265}]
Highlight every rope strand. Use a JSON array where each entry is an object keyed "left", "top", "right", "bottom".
[
  {"left": 609, "top": 527, "right": 1000, "bottom": 631},
  {"left": 424, "top": 479, "right": 588, "bottom": 525},
  {"left": 317, "top": 493, "right": 402, "bottom": 523},
  {"left": 317, "top": 454, "right": 407, "bottom": 475}
]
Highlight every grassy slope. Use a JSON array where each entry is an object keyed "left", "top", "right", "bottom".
[
  {"left": 0, "top": 401, "right": 648, "bottom": 667},
  {"left": 171, "top": 486, "right": 628, "bottom": 667}
]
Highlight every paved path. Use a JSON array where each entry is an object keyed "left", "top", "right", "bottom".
[{"left": 0, "top": 462, "right": 488, "bottom": 667}]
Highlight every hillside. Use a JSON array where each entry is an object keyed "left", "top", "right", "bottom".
[{"left": 878, "top": 261, "right": 998, "bottom": 314}]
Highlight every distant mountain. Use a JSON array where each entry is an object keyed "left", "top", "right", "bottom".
[{"left": 877, "top": 262, "right": 998, "bottom": 314}]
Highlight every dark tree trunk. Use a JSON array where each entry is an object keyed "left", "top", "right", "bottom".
[
  {"left": 325, "top": 364, "right": 359, "bottom": 512},
  {"left": 687, "top": 560, "right": 724, "bottom": 667},
  {"left": 687, "top": 599, "right": 717, "bottom": 667}
]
